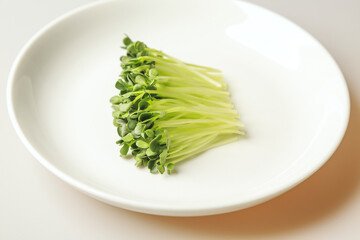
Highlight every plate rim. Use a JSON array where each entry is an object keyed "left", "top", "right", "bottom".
[{"left": 6, "top": 0, "right": 350, "bottom": 216}]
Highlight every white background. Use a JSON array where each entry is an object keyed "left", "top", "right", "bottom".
[{"left": 1, "top": 0, "right": 359, "bottom": 239}]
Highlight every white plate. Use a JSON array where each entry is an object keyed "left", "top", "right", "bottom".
[{"left": 7, "top": 0, "right": 349, "bottom": 216}]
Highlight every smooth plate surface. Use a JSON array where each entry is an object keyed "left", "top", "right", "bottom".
[{"left": 7, "top": 0, "right": 349, "bottom": 216}]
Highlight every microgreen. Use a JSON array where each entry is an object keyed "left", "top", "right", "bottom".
[{"left": 111, "top": 36, "right": 244, "bottom": 174}]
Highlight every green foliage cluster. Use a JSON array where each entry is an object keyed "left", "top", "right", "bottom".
[{"left": 111, "top": 36, "right": 244, "bottom": 174}]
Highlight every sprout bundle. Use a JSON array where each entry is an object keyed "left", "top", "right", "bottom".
[{"left": 110, "top": 36, "right": 244, "bottom": 174}]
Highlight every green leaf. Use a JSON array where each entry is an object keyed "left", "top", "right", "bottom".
[
  {"left": 119, "top": 102, "right": 132, "bottom": 113},
  {"left": 134, "top": 157, "right": 143, "bottom": 167},
  {"left": 135, "top": 75, "right": 146, "bottom": 85},
  {"left": 121, "top": 124, "right": 130, "bottom": 137},
  {"left": 150, "top": 167, "right": 158, "bottom": 174},
  {"left": 144, "top": 129, "right": 154, "bottom": 139},
  {"left": 136, "top": 140, "right": 149, "bottom": 149},
  {"left": 115, "top": 81, "right": 127, "bottom": 91},
  {"left": 120, "top": 144, "right": 129, "bottom": 156},
  {"left": 112, "top": 104, "right": 120, "bottom": 111},
  {"left": 127, "top": 120, "right": 137, "bottom": 130},
  {"left": 133, "top": 123, "right": 145, "bottom": 136},
  {"left": 116, "top": 119, "right": 126, "bottom": 126},
  {"left": 149, "top": 68, "right": 158, "bottom": 78},
  {"left": 126, "top": 74, "right": 134, "bottom": 85},
  {"left": 135, "top": 41, "right": 146, "bottom": 51},
  {"left": 157, "top": 164, "right": 165, "bottom": 174},
  {"left": 120, "top": 55, "right": 130, "bottom": 64},
  {"left": 159, "top": 149, "right": 168, "bottom": 165},
  {"left": 166, "top": 163, "right": 175, "bottom": 175},
  {"left": 133, "top": 84, "right": 143, "bottom": 91},
  {"left": 148, "top": 160, "right": 158, "bottom": 173},
  {"left": 122, "top": 133, "right": 134, "bottom": 142},
  {"left": 138, "top": 100, "right": 149, "bottom": 110},
  {"left": 127, "top": 44, "right": 136, "bottom": 55},
  {"left": 147, "top": 160, "right": 155, "bottom": 169},
  {"left": 110, "top": 96, "right": 122, "bottom": 104},
  {"left": 112, "top": 111, "right": 121, "bottom": 118},
  {"left": 149, "top": 138, "right": 160, "bottom": 153},
  {"left": 146, "top": 148, "right": 157, "bottom": 157},
  {"left": 136, "top": 149, "right": 147, "bottom": 158},
  {"left": 139, "top": 112, "right": 153, "bottom": 122},
  {"left": 117, "top": 126, "right": 122, "bottom": 137},
  {"left": 113, "top": 118, "right": 120, "bottom": 127},
  {"left": 123, "top": 36, "right": 133, "bottom": 46}
]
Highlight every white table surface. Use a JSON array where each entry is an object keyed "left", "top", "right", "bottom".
[{"left": 1, "top": 0, "right": 359, "bottom": 239}]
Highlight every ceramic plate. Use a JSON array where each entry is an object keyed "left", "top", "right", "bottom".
[{"left": 7, "top": 0, "right": 349, "bottom": 216}]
